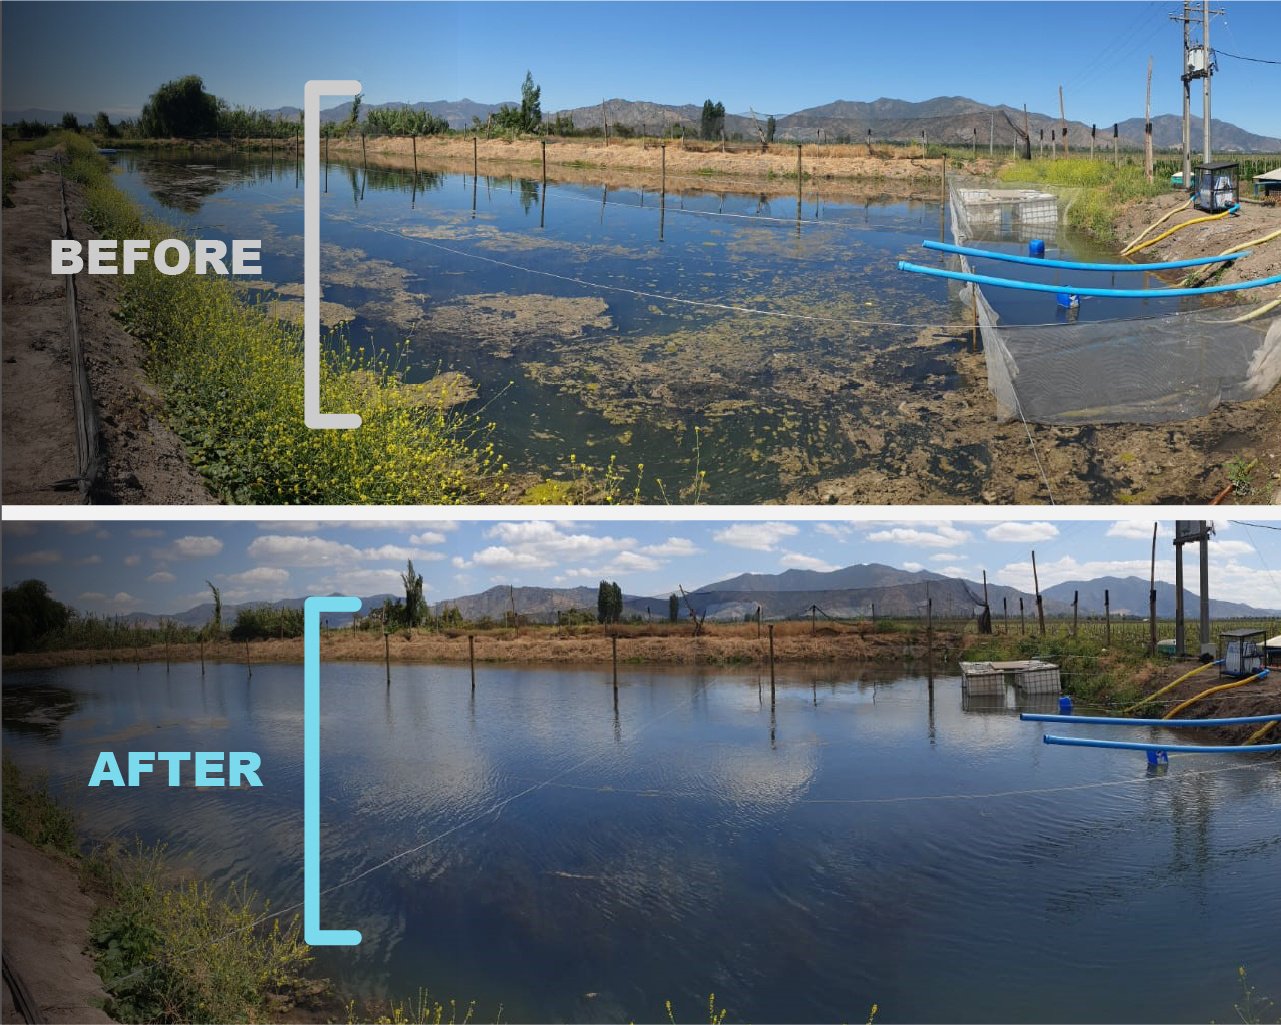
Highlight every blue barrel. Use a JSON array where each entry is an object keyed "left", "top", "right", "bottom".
[
  {"left": 1029, "top": 239, "right": 1046, "bottom": 258},
  {"left": 1058, "top": 695, "right": 1074, "bottom": 714},
  {"left": 1055, "top": 292, "right": 1080, "bottom": 309}
]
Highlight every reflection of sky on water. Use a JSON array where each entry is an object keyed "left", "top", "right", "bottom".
[{"left": 5, "top": 660, "right": 1279, "bottom": 1023}]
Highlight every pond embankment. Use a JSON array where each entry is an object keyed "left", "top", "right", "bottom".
[{"left": 3, "top": 623, "right": 961, "bottom": 671}]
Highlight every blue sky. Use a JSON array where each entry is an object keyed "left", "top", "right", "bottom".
[
  {"left": 4, "top": 519, "right": 1279, "bottom": 616},
  {"left": 3, "top": 2, "right": 1279, "bottom": 135}
]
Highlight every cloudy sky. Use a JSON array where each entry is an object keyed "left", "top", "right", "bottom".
[{"left": 4, "top": 518, "right": 1279, "bottom": 616}]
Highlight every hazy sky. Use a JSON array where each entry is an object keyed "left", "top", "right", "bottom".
[
  {"left": 3, "top": 2, "right": 1279, "bottom": 135},
  {"left": 4, "top": 519, "right": 1279, "bottom": 616}
]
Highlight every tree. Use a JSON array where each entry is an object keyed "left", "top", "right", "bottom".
[
  {"left": 206, "top": 580, "right": 223, "bottom": 638},
  {"left": 139, "top": 75, "right": 220, "bottom": 138},
  {"left": 668, "top": 593, "right": 679, "bottom": 624},
  {"left": 765, "top": 115, "right": 776, "bottom": 144},
  {"left": 519, "top": 70, "right": 542, "bottom": 132},
  {"left": 60, "top": 112, "right": 80, "bottom": 132},
  {"left": 700, "top": 100, "right": 725, "bottom": 141},
  {"left": 93, "top": 112, "right": 116, "bottom": 138},
  {"left": 597, "top": 580, "right": 611, "bottom": 624},
  {"left": 2, "top": 580, "right": 71, "bottom": 654},
  {"left": 611, "top": 582, "right": 623, "bottom": 623},
  {"left": 401, "top": 559, "right": 424, "bottom": 628}
]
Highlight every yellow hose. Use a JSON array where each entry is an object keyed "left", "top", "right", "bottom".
[
  {"left": 1125, "top": 659, "right": 1220, "bottom": 713},
  {"left": 1224, "top": 295, "right": 1281, "bottom": 324},
  {"left": 1179, "top": 228, "right": 1281, "bottom": 287},
  {"left": 1122, "top": 198, "right": 1194, "bottom": 255},
  {"left": 1163, "top": 671, "right": 1266, "bottom": 719},
  {"left": 1125, "top": 206, "right": 1237, "bottom": 257},
  {"left": 1244, "top": 719, "right": 1279, "bottom": 745}
]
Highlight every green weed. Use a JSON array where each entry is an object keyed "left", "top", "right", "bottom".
[{"left": 1, "top": 756, "right": 79, "bottom": 855}]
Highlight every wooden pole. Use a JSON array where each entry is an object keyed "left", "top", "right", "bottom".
[
  {"left": 1003, "top": 596, "right": 1009, "bottom": 634},
  {"left": 1072, "top": 590, "right": 1079, "bottom": 636},
  {"left": 1105, "top": 588, "right": 1112, "bottom": 646},
  {"left": 811, "top": 604, "right": 817, "bottom": 637},
  {"left": 768, "top": 624, "right": 775, "bottom": 691},
  {"left": 1032, "top": 550, "right": 1046, "bottom": 637},
  {"left": 1023, "top": 104, "right": 1031, "bottom": 160},
  {"left": 1149, "top": 523, "right": 1159, "bottom": 656},
  {"left": 1019, "top": 596, "right": 1026, "bottom": 636},
  {"left": 1059, "top": 85, "right": 1068, "bottom": 156},
  {"left": 600, "top": 99, "right": 609, "bottom": 146},
  {"left": 469, "top": 634, "right": 476, "bottom": 693},
  {"left": 1144, "top": 56, "right": 1155, "bottom": 183}
]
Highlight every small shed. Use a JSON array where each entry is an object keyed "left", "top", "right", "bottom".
[
  {"left": 1218, "top": 628, "right": 1264, "bottom": 678},
  {"left": 1252, "top": 168, "right": 1281, "bottom": 198},
  {"left": 1194, "top": 161, "right": 1238, "bottom": 213}
]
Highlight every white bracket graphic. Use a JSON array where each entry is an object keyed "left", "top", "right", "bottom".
[{"left": 305, "top": 80, "right": 363, "bottom": 429}]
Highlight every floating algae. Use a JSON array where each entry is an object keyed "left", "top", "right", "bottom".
[
  {"left": 262, "top": 298, "right": 357, "bottom": 328},
  {"left": 344, "top": 369, "right": 479, "bottom": 409},
  {"left": 419, "top": 293, "right": 613, "bottom": 358}
]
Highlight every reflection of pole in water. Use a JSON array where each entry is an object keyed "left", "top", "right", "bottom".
[
  {"left": 927, "top": 668, "right": 936, "bottom": 744},
  {"left": 659, "top": 143, "right": 666, "bottom": 242},
  {"left": 539, "top": 179, "right": 545, "bottom": 230},
  {"left": 770, "top": 686, "right": 777, "bottom": 749},
  {"left": 471, "top": 173, "right": 477, "bottom": 218},
  {"left": 600, "top": 184, "right": 607, "bottom": 224},
  {"left": 613, "top": 683, "right": 620, "bottom": 743}
]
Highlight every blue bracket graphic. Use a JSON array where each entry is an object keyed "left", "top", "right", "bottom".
[{"left": 304, "top": 595, "right": 363, "bottom": 946}]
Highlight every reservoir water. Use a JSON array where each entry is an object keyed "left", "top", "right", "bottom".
[{"left": 5, "top": 661, "right": 1279, "bottom": 1022}]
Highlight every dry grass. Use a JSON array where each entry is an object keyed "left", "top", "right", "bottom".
[
  {"left": 3, "top": 623, "right": 961, "bottom": 671},
  {"left": 314, "top": 134, "right": 995, "bottom": 193}
]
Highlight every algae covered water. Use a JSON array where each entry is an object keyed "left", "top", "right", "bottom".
[
  {"left": 5, "top": 661, "right": 1280, "bottom": 1022},
  {"left": 108, "top": 151, "right": 990, "bottom": 502}
]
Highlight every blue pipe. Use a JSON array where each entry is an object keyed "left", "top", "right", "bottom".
[
  {"left": 896, "top": 261, "right": 1281, "bottom": 298},
  {"left": 922, "top": 240, "right": 1250, "bottom": 273},
  {"left": 1042, "top": 734, "right": 1281, "bottom": 754},
  {"left": 1022, "top": 712, "right": 1281, "bottom": 727}
]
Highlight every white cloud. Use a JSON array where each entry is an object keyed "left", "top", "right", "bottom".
[
  {"left": 147, "top": 571, "right": 177, "bottom": 584},
  {"left": 815, "top": 523, "right": 854, "bottom": 539},
  {"left": 1208, "top": 539, "right": 1253, "bottom": 558},
  {"left": 409, "top": 531, "right": 448, "bottom": 546},
  {"left": 75, "top": 555, "right": 102, "bottom": 566},
  {"left": 1106, "top": 521, "right": 1171, "bottom": 541},
  {"left": 223, "top": 567, "right": 291, "bottom": 586},
  {"left": 124, "top": 554, "right": 141, "bottom": 567},
  {"left": 451, "top": 556, "right": 467, "bottom": 569},
  {"left": 605, "top": 551, "right": 660, "bottom": 573},
  {"left": 985, "top": 521, "right": 1060, "bottom": 543},
  {"left": 78, "top": 591, "right": 141, "bottom": 612},
  {"left": 779, "top": 551, "right": 838, "bottom": 572},
  {"left": 130, "top": 528, "right": 165, "bottom": 539},
  {"left": 314, "top": 568, "right": 408, "bottom": 597},
  {"left": 865, "top": 524, "right": 970, "bottom": 548},
  {"left": 937, "top": 566, "right": 971, "bottom": 577},
  {"left": 3, "top": 523, "right": 39, "bottom": 537},
  {"left": 154, "top": 536, "right": 223, "bottom": 559},
  {"left": 903, "top": 562, "right": 924, "bottom": 572},
  {"left": 63, "top": 523, "right": 99, "bottom": 535},
  {"left": 254, "top": 521, "right": 323, "bottom": 533},
  {"left": 712, "top": 522, "right": 800, "bottom": 551},
  {"left": 248, "top": 534, "right": 442, "bottom": 568},
  {"left": 639, "top": 536, "right": 701, "bottom": 558},
  {"left": 995, "top": 555, "right": 1165, "bottom": 593},
  {"left": 14, "top": 549, "right": 61, "bottom": 566}
]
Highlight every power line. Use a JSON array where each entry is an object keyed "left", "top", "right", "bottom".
[{"left": 1214, "top": 47, "right": 1281, "bottom": 65}]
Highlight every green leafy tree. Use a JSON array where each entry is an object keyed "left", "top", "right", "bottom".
[
  {"left": 93, "top": 112, "right": 116, "bottom": 138},
  {"left": 519, "top": 70, "right": 542, "bottom": 132},
  {"left": 700, "top": 100, "right": 725, "bottom": 141},
  {"left": 668, "top": 593, "right": 680, "bottom": 624},
  {"left": 2, "top": 580, "right": 72, "bottom": 654},
  {"left": 597, "top": 580, "right": 611, "bottom": 625},
  {"left": 401, "top": 559, "right": 424, "bottom": 628},
  {"left": 610, "top": 582, "right": 623, "bottom": 622},
  {"left": 206, "top": 580, "right": 223, "bottom": 638},
  {"left": 765, "top": 115, "right": 776, "bottom": 144},
  {"left": 139, "top": 75, "right": 221, "bottom": 138},
  {"left": 60, "top": 112, "right": 80, "bottom": 132}
]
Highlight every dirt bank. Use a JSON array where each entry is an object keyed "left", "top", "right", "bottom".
[
  {"left": 3, "top": 625, "right": 959, "bottom": 672},
  {"left": 1, "top": 148, "right": 215, "bottom": 504},
  {"left": 285, "top": 134, "right": 988, "bottom": 194},
  {"left": 1, "top": 832, "right": 113, "bottom": 1023},
  {"left": 1129, "top": 660, "right": 1280, "bottom": 746}
]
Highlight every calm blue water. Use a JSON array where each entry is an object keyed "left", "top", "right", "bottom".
[{"left": 6, "top": 662, "right": 1280, "bottom": 1023}]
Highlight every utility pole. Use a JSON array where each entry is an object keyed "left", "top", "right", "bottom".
[
  {"left": 1144, "top": 55, "right": 1155, "bottom": 183},
  {"left": 1202, "top": 0, "right": 1213, "bottom": 162},
  {"left": 1177, "top": 1, "right": 1192, "bottom": 189},
  {"left": 1058, "top": 85, "right": 1068, "bottom": 155}
]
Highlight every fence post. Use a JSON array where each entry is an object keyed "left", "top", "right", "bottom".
[
  {"left": 611, "top": 634, "right": 618, "bottom": 689},
  {"left": 384, "top": 630, "right": 391, "bottom": 686},
  {"left": 1105, "top": 589, "right": 1111, "bottom": 646},
  {"left": 469, "top": 634, "right": 476, "bottom": 693},
  {"left": 768, "top": 624, "right": 776, "bottom": 692}
]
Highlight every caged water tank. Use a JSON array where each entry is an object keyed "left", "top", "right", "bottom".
[{"left": 1194, "top": 161, "right": 1238, "bottom": 213}]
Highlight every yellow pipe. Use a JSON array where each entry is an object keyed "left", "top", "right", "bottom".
[
  {"left": 1125, "top": 207, "right": 1237, "bottom": 257},
  {"left": 1163, "top": 671, "right": 1266, "bottom": 720},
  {"left": 1125, "top": 660, "right": 1220, "bottom": 713},
  {"left": 1122, "top": 198, "right": 1194, "bottom": 255},
  {"left": 1179, "top": 228, "right": 1281, "bottom": 287},
  {"left": 1224, "top": 295, "right": 1281, "bottom": 324},
  {"left": 1244, "top": 720, "right": 1279, "bottom": 745}
]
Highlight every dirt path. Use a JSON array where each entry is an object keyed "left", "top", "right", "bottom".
[
  {"left": 1, "top": 833, "right": 113, "bottom": 1023},
  {"left": 1, "top": 149, "right": 214, "bottom": 505}
]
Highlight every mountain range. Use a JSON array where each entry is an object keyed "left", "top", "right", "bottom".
[
  {"left": 8, "top": 94, "right": 1279, "bottom": 152},
  {"left": 124, "top": 563, "right": 1279, "bottom": 629}
]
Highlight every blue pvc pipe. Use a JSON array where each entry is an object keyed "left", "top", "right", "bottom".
[
  {"left": 896, "top": 261, "right": 1281, "bottom": 298},
  {"left": 1022, "top": 712, "right": 1281, "bottom": 727},
  {"left": 1043, "top": 734, "right": 1281, "bottom": 754},
  {"left": 922, "top": 240, "right": 1250, "bottom": 273}
]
